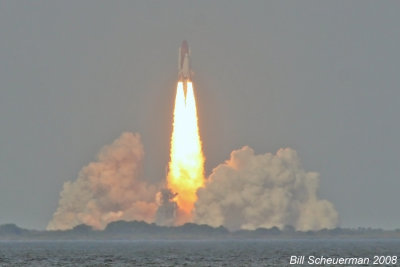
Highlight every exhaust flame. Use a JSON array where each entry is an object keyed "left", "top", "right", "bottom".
[{"left": 167, "top": 81, "right": 205, "bottom": 220}]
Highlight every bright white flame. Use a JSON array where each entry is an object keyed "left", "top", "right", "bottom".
[{"left": 167, "top": 81, "right": 205, "bottom": 220}]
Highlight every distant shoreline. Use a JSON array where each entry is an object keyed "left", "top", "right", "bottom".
[{"left": 1, "top": 220, "right": 399, "bottom": 241}]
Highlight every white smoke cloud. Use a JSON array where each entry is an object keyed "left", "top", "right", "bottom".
[
  {"left": 48, "top": 132, "right": 339, "bottom": 232},
  {"left": 47, "top": 132, "right": 158, "bottom": 230},
  {"left": 194, "top": 146, "right": 339, "bottom": 231}
]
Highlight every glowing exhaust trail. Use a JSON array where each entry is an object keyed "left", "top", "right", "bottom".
[{"left": 167, "top": 80, "right": 205, "bottom": 219}]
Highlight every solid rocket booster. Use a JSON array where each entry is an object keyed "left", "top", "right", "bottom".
[{"left": 178, "top": 40, "right": 192, "bottom": 81}]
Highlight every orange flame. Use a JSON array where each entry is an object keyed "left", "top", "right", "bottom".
[{"left": 167, "top": 81, "right": 205, "bottom": 222}]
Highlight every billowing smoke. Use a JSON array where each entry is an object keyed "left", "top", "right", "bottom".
[
  {"left": 47, "top": 132, "right": 158, "bottom": 230},
  {"left": 194, "top": 146, "right": 339, "bottom": 231},
  {"left": 48, "top": 133, "right": 338, "bottom": 232}
]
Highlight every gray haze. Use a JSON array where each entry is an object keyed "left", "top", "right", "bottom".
[{"left": 0, "top": 1, "right": 399, "bottom": 230}]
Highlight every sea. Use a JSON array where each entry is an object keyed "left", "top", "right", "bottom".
[{"left": 0, "top": 239, "right": 399, "bottom": 266}]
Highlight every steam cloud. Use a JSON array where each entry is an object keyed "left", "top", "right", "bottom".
[
  {"left": 48, "top": 133, "right": 338, "bottom": 232},
  {"left": 47, "top": 132, "right": 158, "bottom": 230},
  {"left": 194, "top": 146, "right": 339, "bottom": 231}
]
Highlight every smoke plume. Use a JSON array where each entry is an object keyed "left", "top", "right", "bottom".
[
  {"left": 48, "top": 133, "right": 339, "bottom": 232},
  {"left": 194, "top": 146, "right": 338, "bottom": 231},
  {"left": 47, "top": 132, "right": 158, "bottom": 230},
  {"left": 155, "top": 189, "right": 178, "bottom": 226}
]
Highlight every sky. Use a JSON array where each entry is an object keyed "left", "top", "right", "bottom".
[{"left": 0, "top": 1, "right": 399, "bottom": 230}]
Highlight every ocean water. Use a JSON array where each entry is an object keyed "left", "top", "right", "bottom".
[{"left": 0, "top": 239, "right": 399, "bottom": 266}]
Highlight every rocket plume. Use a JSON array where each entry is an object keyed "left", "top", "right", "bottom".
[
  {"left": 48, "top": 40, "right": 339, "bottom": 231},
  {"left": 167, "top": 81, "right": 205, "bottom": 221}
]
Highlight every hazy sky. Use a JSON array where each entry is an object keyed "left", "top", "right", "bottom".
[{"left": 1, "top": 1, "right": 399, "bottom": 230}]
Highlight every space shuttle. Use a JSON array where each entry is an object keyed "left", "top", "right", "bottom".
[{"left": 178, "top": 40, "right": 192, "bottom": 82}]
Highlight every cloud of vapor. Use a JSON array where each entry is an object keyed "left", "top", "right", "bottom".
[
  {"left": 194, "top": 146, "right": 339, "bottom": 231},
  {"left": 47, "top": 132, "right": 158, "bottom": 230}
]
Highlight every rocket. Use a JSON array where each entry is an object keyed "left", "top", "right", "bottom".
[{"left": 178, "top": 40, "right": 192, "bottom": 82}]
